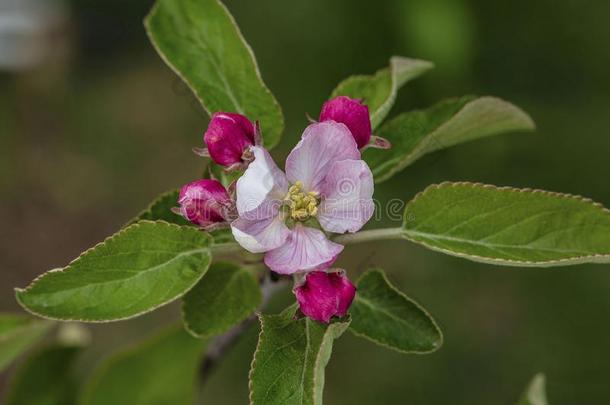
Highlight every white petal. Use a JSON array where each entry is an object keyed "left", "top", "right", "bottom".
[
  {"left": 318, "top": 159, "right": 375, "bottom": 233},
  {"left": 231, "top": 214, "right": 290, "bottom": 253},
  {"left": 264, "top": 224, "right": 344, "bottom": 274},
  {"left": 285, "top": 121, "right": 360, "bottom": 193},
  {"left": 236, "top": 146, "right": 288, "bottom": 218}
]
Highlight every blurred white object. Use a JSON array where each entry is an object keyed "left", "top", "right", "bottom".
[{"left": 0, "top": 0, "right": 67, "bottom": 71}]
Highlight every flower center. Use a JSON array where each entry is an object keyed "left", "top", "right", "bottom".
[{"left": 285, "top": 181, "right": 319, "bottom": 221}]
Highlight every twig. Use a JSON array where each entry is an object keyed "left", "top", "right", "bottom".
[
  {"left": 333, "top": 227, "right": 403, "bottom": 245},
  {"left": 199, "top": 315, "right": 256, "bottom": 384},
  {"left": 198, "top": 273, "right": 289, "bottom": 384}
]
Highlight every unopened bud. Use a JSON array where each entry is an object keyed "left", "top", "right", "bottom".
[
  {"left": 203, "top": 112, "right": 256, "bottom": 167},
  {"left": 294, "top": 270, "right": 356, "bottom": 323},
  {"left": 319, "top": 96, "right": 372, "bottom": 149},
  {"left": 178, "top": 179, "right": 232, "bottom": 228}
]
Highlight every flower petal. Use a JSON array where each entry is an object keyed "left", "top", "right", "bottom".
[
  {"left": 231, "top": 214, "right": 290, "bottom": 253},
  {"left": 285, "top": 121, "right": 360, "bottom": 193},
  {"left": 236, "top": 146, "right": 288, "bottom": 219},
  {"left": 264, "top": 224, "right": 344, "bottom": 274},
  {"left": 318, "top": 159, "right": 375, "bottom": 233}
]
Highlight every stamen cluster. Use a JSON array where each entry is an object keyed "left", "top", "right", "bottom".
[{"left": 285, "top": 181, "right": 319, "bottom": 221}]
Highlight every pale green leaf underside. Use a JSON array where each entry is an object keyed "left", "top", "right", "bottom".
[
  {"left": 145, "top": 0, "right": 284, "bottom": 149},
  {"left": 15, "top": 221, "right": 212, "bottom": 322},
  {"left": 403, "top": 182, "right": 610, "bottom": 266},
  {"left": 350, "top": 270, "right": 442, "bottom": 353},
  {"left": 364, "top": 96, "right": 535, "bottom": 182},
  {"left": 182, "top": 261, "right": 261, "bottom": 337},
  {"left": 6, "top": 344, "right": 81, "bottom": 405},
  {"left": 81, "top": 325, "right": 206, "bottom": 405},
  {"left": 0, "top": 314, "right": 52, "bottom": 371},
  {"left": 331, "top": 56, "right": 434, "bottom": 129},
  {"left": 517, "top": 373, "right": 548, "bottom": 405},
  {"left": 249, "top": 309, "right": 350, "bottom": 405}
]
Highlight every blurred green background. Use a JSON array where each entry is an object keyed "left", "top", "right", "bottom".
[{"left": 1, "top": 0, "right": 610, "bottom": 403}]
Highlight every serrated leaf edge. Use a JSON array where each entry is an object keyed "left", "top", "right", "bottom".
[
  {"left": 15, "top": 220, "right": 212, "bottom": 323},
  {"left": 248, "top": 313, "right": 266, "bottom": 405},
  {"left": 374, "top": 96, "right": 535, "bottom": 182},
  {"left": 248, "top": 313, "right": 350, "bottom": 405},
  {"left": 403, "top": 181, "right": 610, "bottom": 267},
  {"left": 349, "top": 269, "right": 443, "bottom": 354},
  {"left": 144, "top": 0, "right": 284, "bottom": 149}
]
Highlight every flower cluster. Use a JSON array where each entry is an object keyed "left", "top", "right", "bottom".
[{"left": 177, "top": 96, "right": 381, "bottom": 323}]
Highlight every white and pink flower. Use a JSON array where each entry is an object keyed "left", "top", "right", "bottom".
[{"left": 230, "top": 120, "right": 375, "bottom": 275}]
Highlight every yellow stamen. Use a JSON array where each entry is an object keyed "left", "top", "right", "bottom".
[{"left": 284, "top": 180, "right": 320, "bottom": 221}]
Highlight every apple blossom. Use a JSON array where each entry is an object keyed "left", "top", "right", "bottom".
[{"left": 231, "top": 120, "right": 375, "bottom": 274}]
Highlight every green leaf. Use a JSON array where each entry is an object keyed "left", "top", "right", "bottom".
[
  {"left": 349, "top": 270, "right": 442, "bottom": 354},
  {"left": 6, "top": 344, "right": 82, "bottom": 405},
  {"left": 249, "top": 308, "right": 350, "bottom": 405},
  {"left": 80, "top": 325, "right": 206, "bottom": 405},
  {"left": 130, "top": 189, "right": 190, "bottom": 226},
  {"left": 517, "top": 373, "right": 548, "bottom": 405},
  {"left": 403, "top": 182, "right": 610, "bottom": 266},
  {"left": 0, "top": 314, "right": 52, "bottom": 371},
  {"left": 15, "top": 221, "right": 212, "bottom": 322},
  {"left": 145, "top": 0, "right": 284, "bottom": 149},
  {"left": 182, "top": 261, "right": 261, "bottom": 337},
  {"left": 365, "top": 96, "right": 535, "bottom": 182},
  {"left": 331, "top": 56, "right": 433, "bottom": 129}
]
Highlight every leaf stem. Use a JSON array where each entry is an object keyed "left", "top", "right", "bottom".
[
  {"left": 333, "top": 227, "right": 404, "bottom": 245},
  {"left": 210, "top": 227, "right": 404, "bottom": 258},
  {"left": 210, "top": 242, "right": 243, "bottom": 255}
]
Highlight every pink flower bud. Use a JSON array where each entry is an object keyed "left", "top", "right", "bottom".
[
  {"left": 319, "top": 96, "right": 372, "bottom": 149},
  {"left": 294, "top": 270, "right": 356, "bottom": 323},
  {"left": 204, "top": 112, "right": 256, "bottom": 167},
  {"left": 178, "top": 179, "right": 231, "bottom": 227}
]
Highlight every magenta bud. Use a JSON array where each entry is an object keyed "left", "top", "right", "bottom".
[
  {"left": 178, "top": 179, "right": 231, "bottom": 227},
  {"left": 319, "top": 96, "right": 372, "bottom": 149},
  {"left": 203, "top": 112, "right": 256, "bottom": 167},
  {"left": 294, "top": 270, "right": 356, "bottom": 323}
]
